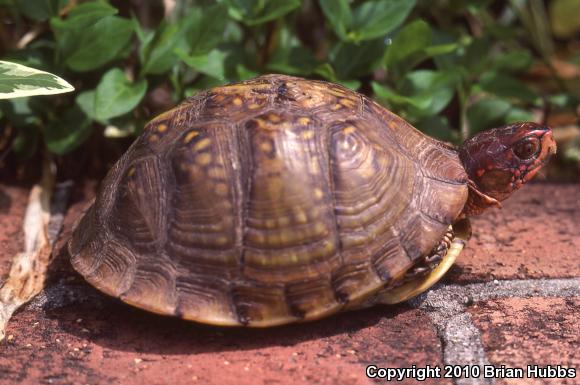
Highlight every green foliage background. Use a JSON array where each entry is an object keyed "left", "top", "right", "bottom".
[{"left": 0, "top": 0, "right": 578, "bottom": 171}]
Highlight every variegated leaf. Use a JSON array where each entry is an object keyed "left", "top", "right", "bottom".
[{"left": 0, "top": 61, "right": 74, "bottom": 99}]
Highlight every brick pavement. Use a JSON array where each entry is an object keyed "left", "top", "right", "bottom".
[{"left": 0, "top": 182, "right": 578, "bottom": 385}]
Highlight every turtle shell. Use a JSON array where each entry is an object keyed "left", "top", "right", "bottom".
[{"left": 69, "top": 74, "right": 468, "bottom": 326}]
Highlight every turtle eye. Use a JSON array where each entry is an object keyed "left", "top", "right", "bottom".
[{"left": 513, "top": 137, "right": 540, "bottom": 160}]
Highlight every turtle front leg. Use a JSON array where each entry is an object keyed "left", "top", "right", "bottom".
[{"left": 365, "top": 219, "right": 472, "bottom": 306}]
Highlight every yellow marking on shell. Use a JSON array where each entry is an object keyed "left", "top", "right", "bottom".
[
  {"left": 301, "top": 130, "right": 315, "bottom": 140},
  {"left": 264, "top": 219, "right": 277, "bottom": 229},
  {"left": 127, "top": 167, "right": 136, "bottom": 177},
  {"left": 308, "top": 158, "right": 320, "bottom": 175},
  {"left": 248, "top": 103, "right": 261, "bottom": 110},
  {"left": 314, "top": 188, "right": 324, "bottom": 199},
  {"left": 193, "top": 137, "right": 211, "bottom": 152},
  {"left": 267, "top": 177, "right": 284, "bottom": 198},
  {"left": 148, "top": 105, "right": 183, "bottom": 124},
  {"left": 213, "top": 94, "right": 226, "bottom": 102},
  {"left": 312, "top": 223, "right": 326, "bottom": 236},
  {"left": 196, "top": 153, "right": 212, "bottom": 166},
  {"left": 298, "top": 117, "right": 310, "bottom": 126},
  {"left": 328, "top": 88, "right": 347, "bottom": 97},
  {"left": 215, "top": 236, "right": 229, "bottom": 246},
  {"left": 157, "top": 123, "right": 168, "bottom": 133},
  {"left": 148, "top": 134, "right": 159, "bottom": 143},
  {"left": 324, "top": 241, "right": 335, "bottom": 254},
  {"left": 259, "top": 140, "right": 273, "bottom": 153},
  {"left": 254, "top": 118, "right": 267, "bottom": 129},
  {"left": 233, "top": 96, "right": 243, "bottom": 106},
  {"left": 208, "top": 166, "right": 226, "bottom": 179},
  {"left": 294, "top": 209, "right": 308, "bottom": 224},
  {"left": 280, "top": 231, "right": 293, "bottom": 245},
  {"left": 279, "top": 216, "right": 290, "bottom": 226},
  {"left": 343, "top": 126, "right": 356, "bottom": 135},
  {"left": 359, "top": 165, "right": 376, "bottom": 179},
  {"left": 339, "top": 98, "right": 356, "bottom": 108},
  {"left": 184, "top": 131, "right": 200, "bottom": 144},
  {"left": 215, "top": 183, "right": 228, "bottom": 197},
  {"left": 267, "top": 113, "right": 281, "bottom": 123},
  {"left": 331, "top": 103, "right": 342, "bottom": 111},
  {"left": 187, "top": 164, "right": 202, "bottom": 178}
]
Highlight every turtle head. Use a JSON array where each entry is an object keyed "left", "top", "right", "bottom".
[{"left": 459, "top": 122, "right": 556, "bottom": 215}]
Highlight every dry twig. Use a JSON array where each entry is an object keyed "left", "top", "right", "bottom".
[{"left": 0, "top": 160, "right": 55, "bottom": 341}]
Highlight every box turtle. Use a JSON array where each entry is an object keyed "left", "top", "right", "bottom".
[{"left": 69, "top": 74, "right": 556, "bottom": 327}]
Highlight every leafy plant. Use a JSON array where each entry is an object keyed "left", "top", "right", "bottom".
[{"left": 0, "top": 0, "right": 577, "bottom": 174}]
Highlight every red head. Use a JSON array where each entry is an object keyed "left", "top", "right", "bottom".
[{"left": 459, "top": 122, "right": 557, "bottom": 215}]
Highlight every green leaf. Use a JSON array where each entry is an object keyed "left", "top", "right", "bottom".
[
  {"left": 50, "top": 2, "right": 117, "bottom": 32},
  {"left": 423, "top": 43, "right": 458, "bottom": 56},
  {"left": 93, "top": 68, "right": 147, "bottom": 121},
  {"left": 385, "top": 20, "right": 431, "bottom": 67},
  {"left": 416, "top": 115, "right": 457, "bottom": 143},
  {"left": 140, "top": 21, "right": 184, "bottom": 75},
  {"left": 350, "top": 0, "right": 416, "bottom": 41},
  {"left": 372, "top": 71, "right": 458, "bottom": 120},
  {"left": 371, "top": 81, "right": 432, "bottom": 110},
  {"left": 0, "top": 61, "right": 74, "bottom": 99},
  {"left": 492, "top": 50, "right": 532, "bottom": 73},
  {"left": 337, "top": 79, "right": 361, "bottom": 91},
  {"left": 431, "top": 29, "right": 460, "bottom": 70},
  {"left": 479, "top": 72, "right": 538, "bottom": 103},
  {"left": 44, "top": 106, "right": 91, "bottom": 154},
  {"left": 467, "top": 98, "right": 512, "bottom": 133},
  {"left": 319, "top": 0, "right": 352, "bottom": 40},
  {"left": 548, "top": 93, "right": 576, "bottom": 108},
  {"left": 220, "top": 0, "right": 300, "bottom": 25},
  {"left": 505, "top": 107, "right": 535, "bottom": 123},
  {"left": 314, "top": 63, "right": 337, "bottom": 81},
  {"left": 2, "top": 98, "right": 39, "bottom": 126},
  {"left": 18, "top": 0, "right": 63, "bottom": 22},
  {"left": 267, "top": 26, "right": 317, "bottom": 75},
  {"left": 267, "top": 46, "right": 317, "bottom": 75},
  {"left": 400, "top": 70, "right": 459, "bottom": 117},
  {"left": 462, "top": 37, "right": 492, "bottom": 75},
  {"left": 177, "top": 48, "right": 229, "bottom": 80},
  {"left": 563, "top": 136, "right": 580, "bottom": 163},
  {"left": 76, "top": 90, "right": 96, "bottom": 119},
  {"left": 331, "top": 39, "right": 386, "bottom": 79},
  {"left": 64, "top": 16, "right": 134, "bottom": 72},
  {"left": 384, "top": 19, "right": 431, "bottom": 79},
  {"left": 12, "top": 125, "right": 39, "bottom": 159},
  {"left": 235, "top": 64, "right": 259, "bottom": 81},
  {"left": 183, "top": 4, "right": 228, "bottom": 55}
]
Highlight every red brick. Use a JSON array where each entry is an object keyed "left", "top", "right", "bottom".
[
  {"left": 1, "top": 301, "right": 448, "bottom": 385},
  {"left": 448, "top": 183, "right": 580, "bottom": 283},
  {"left": 469, "top": 297, "right": 579, "bottom": 385}
]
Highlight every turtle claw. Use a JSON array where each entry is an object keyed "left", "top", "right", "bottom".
[{"left": 371, "top": 219, "right": 471, "bottom": 305}]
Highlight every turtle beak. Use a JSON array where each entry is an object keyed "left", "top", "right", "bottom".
[
  {"left": 545, "top": 130, "right": 557, "bottom": 156},
  {"left": 522, "top": 129, "right": 557, "bottom": 183}
]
